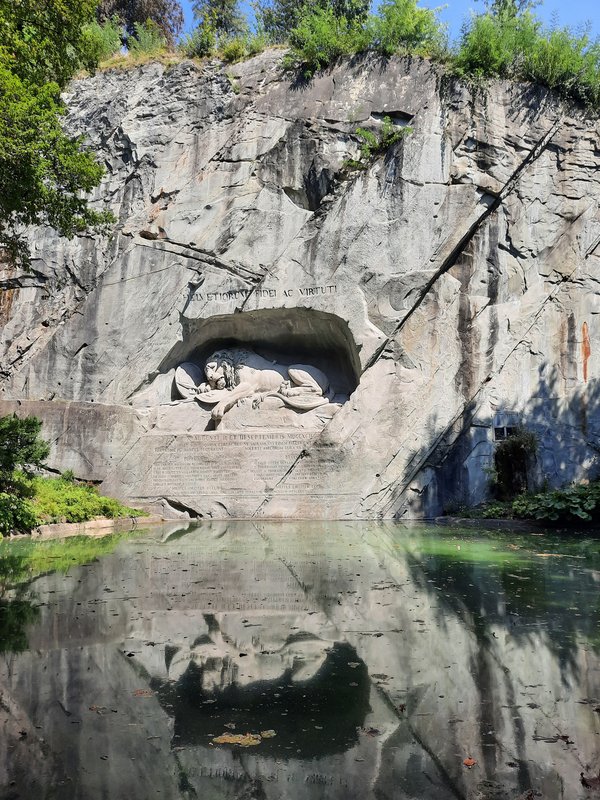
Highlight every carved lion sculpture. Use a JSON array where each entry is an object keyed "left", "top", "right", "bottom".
[{"left": 175, "top": 348, "right": 333, "bottom": 423}]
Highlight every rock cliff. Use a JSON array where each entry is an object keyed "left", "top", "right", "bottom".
[{"left": 1, "top": 51, "right": 599, "bottom": 518}]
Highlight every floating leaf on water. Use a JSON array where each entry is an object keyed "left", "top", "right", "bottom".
[
  {"left": 132, "top": 689, "right": 154, "bottom": 697},
  {"left": 260, "top": 730, "right": 276, "bottom": 738},
  {"left": 213, "top": 732, "right": 262, "bottom": 747},
  {"left": 463, "top": 757, "right": 477, "bottom": 768}
]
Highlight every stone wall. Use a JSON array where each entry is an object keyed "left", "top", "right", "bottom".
[{"left": 1, "top": 52, "right": 599, "bottom": 518}]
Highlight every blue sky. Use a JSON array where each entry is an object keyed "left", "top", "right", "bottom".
[{"left": 179, "top": 0, "right": 600, "bottom": 39}]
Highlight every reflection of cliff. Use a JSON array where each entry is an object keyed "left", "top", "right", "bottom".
[
  {"left": 1, "top": 521, "right": 600, "bottom": 800},
  {"left": 152, "top": 640, "right": 369, "bottom": 756}
]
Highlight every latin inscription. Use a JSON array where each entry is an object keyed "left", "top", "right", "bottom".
[{"left": 192, "top": 285, "right": 337, "bottom": 304}]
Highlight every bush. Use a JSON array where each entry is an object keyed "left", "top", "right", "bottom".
[
  {"left": 246, "top": 32, "right": 268, "bottom": 56},
  {"left": 220, "top": 36, "right": 247, "bottom": 62},
  {"left": 345, "top": 117, "right": 412, "bottom": 169},
  {"left": 525, "top": 27, "right": 600, "bottom": 107},
  {"left": 32, "top": 477, "right": 144, "bottom": 524},
  {"left": 128, "top": 20, "right": 167, "bottom": 55},
  {"left": 512, "top": 482, "right": 600, "bottom": 524},
  {"left": 0, "top": 415, "right": 49, "bottom": 487},
  {"left": 369, "top": 0, "right": 446, "bottom": 58},
  {"left": 490, "top": 428, "right": 537, "bottom": 500},
  {"left": 80, "top": 16, "right": 123, "bottom": 69},
  {"left": 454, "top": 4, "right": 600, "bottom": 110},
  {"left": 454, "top": 9, "right": 539, "bottom": 78},
  {"left": 0, "top": 494, "right": 39, "bottom": 537},
  {"left": 285, "top": 5, "right": 370, "bottom": 76},
  {"left": 180, "top": 21, "right": 216, "bottom": 57}
]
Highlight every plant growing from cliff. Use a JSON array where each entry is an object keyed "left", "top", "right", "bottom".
[
  {"left": 221, "top": 37, "right": 248, "bottom": 62},
  {"left": 0, "top": 0, "right": 115, "bottom": 267},
  {"left": 284, "top": 5, "right": 370, "bottom": 76},
  {"left": 284, "top": 0, "right": 445, "bottom": 77},
  {"left": 256, "top": 0, "right": 369, "bottom": 44},
  {"left": 180, "top": 21, "right": 217, "bottom": 57},
  {"left": 345, "top": 117, "right": 413, "bottom": 169},
  {"left": 369, "top": 0, "right": 447, "bottom": 58},
  {"left": 454, "top": 0, "right": 600, "bottom": 109}
]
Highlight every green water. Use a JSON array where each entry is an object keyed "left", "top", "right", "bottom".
[{"left": 1, "top": 521, "right": 599, "bottom": 799}]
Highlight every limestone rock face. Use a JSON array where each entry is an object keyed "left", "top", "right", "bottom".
[{"left": 1, "top": 52, "right": 599, "bottom": 518}]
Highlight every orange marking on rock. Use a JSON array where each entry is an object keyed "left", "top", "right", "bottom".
[{"left": 582, "top": 322, "right": 591, "bottom": 382}]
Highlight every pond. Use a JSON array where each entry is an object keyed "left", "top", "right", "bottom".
[{"left": 1, "top": 521, "right": 600, "bottom": 799}]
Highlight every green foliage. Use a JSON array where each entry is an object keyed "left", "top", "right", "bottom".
[
  {"left": 0, "top": 0, "right": 98, "bottom": 88},
  {"left": 246, "top": 32, "right": 269, "bottom": 56},
  {"left": 0, "top": 414, "right": 48, "bottom": 536},
  {"left": 454, "top": 2, "right": 600, "bottom": 109},
  {"left": 179, "top": 22, "right": 217, "bottom": 57},
  {"left": 454, "top": 8, "right": 540, "bottom": 78},
  {"left": 369, "top": 0, "right": 447, "bottom": 58},
  {"left": 490, "top": 427, "right": 537, "bottom": 500},
  {"left": 524, "top": 27, "right": 600, "bottom": 107},
  {"left": 285, "top": 0, "right": 445, "bottom": 76},
  {"left": 512, "top": 482, "right": 600, "bottom": 524},
  {"left": 221, "top": 36, "right": 248, "bottom": 62},
  {"left": 81, "top": 17, "right": 124, "bottom": 68},
  {"left": 345, "top": 117, "right": 413, "bottom": 168},
  {"left": 127, "top": 20, "right": 167, "bottom": 55},
  {"left": 0, "top": 494, "right": 39, "bottom": 537},
  {"left": 0, "top": 416, "right": 49, "bottom": 489},
  {"left": 256, "top": 0, "right": 368, "bottom": 43},
  {"left": 97, "top": 0, "right": 184, "bottom": 47},
  {"left": 285, "top": 5, "right": 370, "bottom": 76},
  {"left": 32, "top": 477, "right": 145, "bottom": 525},
  {"left": 192, "top": 0, "right": 248, "bottom": 38},
  {"left": 0, "top": 1, "right": 115, "bottom": 267}
]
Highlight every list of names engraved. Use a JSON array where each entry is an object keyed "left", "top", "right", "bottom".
[{"left": 150, "top": 431, "right": 319, "bottom": 496}]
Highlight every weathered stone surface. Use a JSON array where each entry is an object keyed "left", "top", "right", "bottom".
[{"left": 1, "top": 52, "right": 599, "bottom": 518}]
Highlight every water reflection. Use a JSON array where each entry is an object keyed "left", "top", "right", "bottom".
[{"left": 1, "top": 522, "right": 600, "bottom": 800}]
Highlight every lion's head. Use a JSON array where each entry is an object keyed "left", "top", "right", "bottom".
[{"left": 204, "top": 348, "right": 252, "bottom": 390}]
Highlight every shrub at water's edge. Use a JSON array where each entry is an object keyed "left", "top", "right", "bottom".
[
  {"left": 0, "top": 414, "right": 145, "bottom": 537},
  {"left": 463, "top": 481, "right": 600, "bottom": 526},
  {"left": 32, "top": 475, "right": 145, "bottom": 526}
]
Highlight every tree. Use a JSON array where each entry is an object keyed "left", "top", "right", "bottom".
[
  {"left": 97, "top": 0, "right": 184, "bottom": 47},
  {"left": 0, "top": 0, "right": 99, "bottom": 87},
  {"left": 483, "top": 0, "right": 539, "bottom": 17},
  {"left": 0, "top": 415, "right": 49, "bottom": 537},
  {"left": 257, "top": 0, "right": 368, "bottom": 43},
  {"left": 0, "top": 0, "right": 113, "bottom": 267},
  {"left": 0, "top": 415, "right": 49, "bottom": 491},
  {"left": 192, "top": 0, "right": 247, "bottom": 39}
]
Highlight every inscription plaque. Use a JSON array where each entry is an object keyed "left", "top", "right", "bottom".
[{"left": 149, "top": 431, "right": 320, "bottom": 498}]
